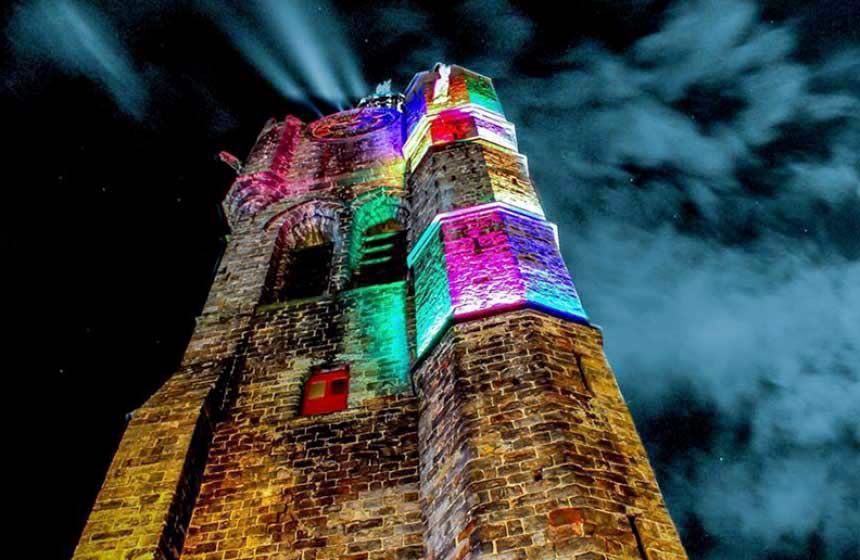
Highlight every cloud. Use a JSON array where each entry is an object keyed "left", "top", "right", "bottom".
[{"left": 7, "top": 0, "right": 148, "bottom": 119}]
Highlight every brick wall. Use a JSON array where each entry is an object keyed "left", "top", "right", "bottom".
[
  {"left": 74, "top": 65, "right": 687, "bottom": 560},
  {"left": 180, "top": 288, "right": 423, "bottom": 560},
  {"left": 414, "top": 309, "right": 687, "bottom": 560},
  {"left": 72, "top": 314, "right": 250, "bottom": 560},
  {"left": 407, "top": 142, "right": 541, "bottom": 251}
]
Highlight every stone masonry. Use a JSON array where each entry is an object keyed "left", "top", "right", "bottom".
[{"left": 72, "top": 65, "right": 687, "bottom": 560}]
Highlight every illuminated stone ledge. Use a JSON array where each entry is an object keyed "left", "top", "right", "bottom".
[
  {"left": 409, "top": 202, "right": 588, "bottom": 356},
  {"left": 403, "top": 104, "right": 517, "bottom": 170},
  {"left": 407, "top": 140, "right": 544, "bottom": 247}
]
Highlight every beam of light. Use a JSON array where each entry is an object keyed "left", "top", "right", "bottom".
[
  {"left": 202, "top": 1, "right": 321, "bottom": 116},
  {"left": 8, "top": 0, "right": 147, "bottom": 119},
  {"left": 255, "top": 0, "right": 366, "bottom": 107},
  {"left": 201, "top": 1, "right": 368, "bottom": 110},
  {"left": 310, "top": 0, "right": 368, "bottom": 99}
]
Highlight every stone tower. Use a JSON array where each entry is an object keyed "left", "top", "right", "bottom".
[{"left": 73, "top": 65, "right": 687, "bottom": 560}]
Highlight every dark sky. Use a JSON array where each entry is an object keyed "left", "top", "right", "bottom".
[{"left": 5, "top": 1, "right": 859, "bottom": 559}]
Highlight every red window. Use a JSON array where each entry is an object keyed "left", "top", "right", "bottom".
[{"left": 301, "top": 367, "right": 349, "bottom": 416}]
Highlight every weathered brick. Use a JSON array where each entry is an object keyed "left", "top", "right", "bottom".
[{"left": 73, "top": 65, "right": 685, "bottom": 560}]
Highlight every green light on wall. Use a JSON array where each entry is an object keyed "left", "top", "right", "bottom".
[
  {"left": 408, "top": 221, "right": 453, "bottom": 356},
  {"left": 348, "top": 189, "right": 404, "bottom": 276},
  {"left": 347, "top": 282, "right": 411, "bottom": 393},
  {"left": 465, "top": 75, "right": 504, "bottom": 115}
]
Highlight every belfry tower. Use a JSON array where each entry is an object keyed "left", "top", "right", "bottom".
[{"left": 73, "top": 65, "right": 687, "bottom": 560}]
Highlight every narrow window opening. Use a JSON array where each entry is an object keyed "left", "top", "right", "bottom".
[
  {"left": 301, "top": 366, "right": 350, "bottom": 416},
  {"left": 628, "top": 515, "right": 649, "bottom": 560},
  {"left": 352, "top": 220, "right": 407, "bottom": 288},
  {"left": 575, "top": 354, "right": 593, "bottom": 395}
]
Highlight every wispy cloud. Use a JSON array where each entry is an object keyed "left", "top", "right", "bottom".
[
  {"left": 7, "top": 0, "right": 148, "bottom": 119},
  {"left": 363, "top": 0, "right": 860, "bottom": 556}
]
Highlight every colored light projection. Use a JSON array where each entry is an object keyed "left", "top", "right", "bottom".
[
  {"left": 403, "top": 65, "right": 505, "bottom": 137},
  {"left": 341, "top": 188, "right": 410, "bottom": 395},
  {"left": 503, "top": 211, "right": 587, "bottom": 320},
  {"left": 408, "top": 221, "right": 452, "bottom": 356},
  {"left": 303, "top": 107, "right": 404, "bottom": 181},
  {"left": 464, "top": 74, "right": 504, "bottom": 114},
  {"left": 403, "top": 82, "right": 427, "bottom": 139},
  {"left": 403, "top": 107, "right": 517, "bottom": 170},
  {"left": 442, "top": 208, "right": 526, "bottom": 318},
  {"left": 409, "top": 203, "right": 588, "bottom": 356},
  {"left": 225, "top": 117, "right": 303, "bottom": 223},
  {"left": 226, "top": 172, "right": 290, "bottom": 223},
  {"left": 242, "top": 118, "right": 284, "bottom": 174},
  {"left": 344, "top": 282, "right": 411, "bottom": 395},
  {"left": 308, "top": 107, "right": 399, "bottom": 141},
  {"left": 347, "top": 189, "right": 405, "bottom": 275}
]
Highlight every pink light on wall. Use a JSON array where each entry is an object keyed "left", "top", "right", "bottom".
[
  {"left": 441, "top": 210, "right": 525, "bottom": 319},
  {"left": 410, "top": 203, "right": 589, "bottom": 357}
]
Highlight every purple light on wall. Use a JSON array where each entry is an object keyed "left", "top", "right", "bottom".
[
  {"left": 441, "top": 210, "right": 525, "bottom": 319},
  {"left": 410, "top": 203, "right": 589, "bottom": 356}
]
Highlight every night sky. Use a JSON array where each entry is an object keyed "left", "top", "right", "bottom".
[{"left": 5, "top": 1, "right": 859, "bottom": 559}]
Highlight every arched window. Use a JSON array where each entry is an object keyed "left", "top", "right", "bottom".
[
  {"left": 262, "top": 203, "right": 340, "bottom": 304},
  {"left": 352, "top": 219, "right": 407, "bottom": 288},
  {"left": 262, "top": 241, "right": 334, "bottom": 303},
  {"left": 301, "top": 366, "right": 349, "bottom": 416}
]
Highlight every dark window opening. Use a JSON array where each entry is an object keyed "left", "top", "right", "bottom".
[
  {"left": 352, "top": 220, "right": 407, "bottom": 288},
  {"left": 301, "top": 366, "right": 349, "bottom": 416},
  {"left": 279, "top": 242, "right": 333, "bottom": 301}
]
